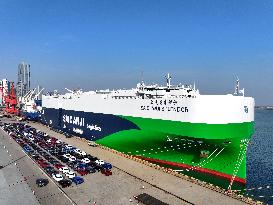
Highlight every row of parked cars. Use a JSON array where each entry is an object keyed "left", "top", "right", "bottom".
[{"left": 1, "top": 122, "right": 113, "bottom": 188}]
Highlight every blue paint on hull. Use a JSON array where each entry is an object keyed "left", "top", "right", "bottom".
[{"left": 40, "top": 108, "right": 139, "bottom": 140}]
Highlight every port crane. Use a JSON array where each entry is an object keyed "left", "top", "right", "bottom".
[{"left": 0, "top": 82, "right": 19, "bottom": 115}]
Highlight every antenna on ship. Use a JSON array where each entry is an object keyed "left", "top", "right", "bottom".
[
  {"left": 234, "top": 76, "right": 239, "bottom": 95},
  {"left": 166, "top": 73, "right": 171, "bottom": 88},
  {"left": 140, "top": 70, "right": 145, "bottom": 87},
  {"left": 234, "top": 76, "right": 245, "bottom": 96}
]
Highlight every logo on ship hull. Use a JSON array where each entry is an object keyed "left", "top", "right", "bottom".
[{"left": 244, "top": 106, "right": 248, "bottom": 113}]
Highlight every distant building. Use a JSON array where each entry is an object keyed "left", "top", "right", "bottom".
[
  {"left": 0, "top": 79, "right": 10, "bottom": 106},
  {"left": 17, "top": 62, "right": 30, "bottom": 98}
]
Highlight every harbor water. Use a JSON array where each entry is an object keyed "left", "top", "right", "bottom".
[{"left": 247, "top": 109, "right": 273, "bottom": 205}]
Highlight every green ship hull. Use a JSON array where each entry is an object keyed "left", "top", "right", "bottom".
[{"left": 96, "top": 115, "right": 254, "bottom": 190}]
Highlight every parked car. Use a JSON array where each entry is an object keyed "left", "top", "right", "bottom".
[
  {"left": 40, "top": 162, "right": 50, "bottom": 168},
  {"left": 81, "top": 158, "right": 90, "bottom": 164},
  {"left": 85, "top": 166, "right": 96, "bottom": 173},
  {"left": 44, "top": 166, "right": 56, "bottom": 174},
  {"left": 72, "top": 176, "right": 84, "bottom": 185},
  {"left": 86, "top": 155, "right": 98, "bottom": 162},
  {"left": 54, "top": 163, "right": 64, "bottom": 169},
  {"left": 102, "top": 162, "right": 112, "bottom": 169},
  {"left": 95, "top": 159, "right": 105, "bottom": 165},
  {"left": 101, "top": 169, "right": 112, "bottom": 176},
  {"left": 59, "top": 166, "right": 70, "bottom": 174},
  {"left": 76, "top": 168, "right": 88, "bottom": 176},
  {"left": 64, "top": 145, "right": 74, "bottom": 150},
  {"left": 64, "top": 133, "right": 73, "bottom": 138},
  {"left": 52, "top": 173, "right": 63, "bottom": 182},
  {"left": 58, "top": 179, "right": 72, "bottom": 188},
  {"left": 87, "top": 140, "right": 97, "bottom": 147},
  {"left": 65, "top": 171, "right": 76, "bottom": 179},
  {"left": 60, "top": 157, "right": 69, "bottom": 163},
  {"left": 36, "top": 178, "right": 49, "bottom": 187},
  {"left": 49, "top": 159, "right": 59, "bottom": 165},
  {"left": 63, "top": 153, "right": 72, "bottom": 159},
  {"left": 23, "top": 145, "right": 32, "bottom": 153},
  {"left": 93, "top": 164, "right": 103, "bottom": 171},
  {"left": 69, "top": 156, "right": 77, "bottom": 162}
]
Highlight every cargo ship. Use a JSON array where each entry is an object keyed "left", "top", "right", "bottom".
[{"left": 40, "top": 74, "right": 254, "bottom": 190}]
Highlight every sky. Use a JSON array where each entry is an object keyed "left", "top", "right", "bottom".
[{"left": 0, "top": 0, "right": 273, "bottom": 105}]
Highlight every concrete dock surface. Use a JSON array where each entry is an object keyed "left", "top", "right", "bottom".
[{"left": 0, "top": 121, "right": 73, "bottom": 205}]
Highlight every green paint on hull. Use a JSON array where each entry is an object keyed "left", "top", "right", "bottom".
[{"left": 96, "top": 115, "right": 254, "bottom": 190}]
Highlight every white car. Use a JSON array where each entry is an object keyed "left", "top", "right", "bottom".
[
  {"left": 81, "top": 158, "right": 90, "bottom": 164},
  {"left": 56, "top": 139, "right": 62, "bottom": 144},
  {"left": 74, "top": 149, "right": 86, "bottom": 156},
  {"left": 88, "top": 141, "right": 97, "bottom": 147},
  {"left": 52, "top": 173, "right": 63, "bottom": 182},
  {"left": 80, "top": 151, "right": 86, "bottom": 156},
  {"left": 65, "top": 145, "right": 74, "bottom": 150},
  {"left": 8, "top": 132, "right": 14, "bottom": 136},
  {"left": 59, "top": 167, "right": 70, "bottom": 174},
  {"left": 95, "top": 159, "right": 105, "bottom": 165},
  {"left": 69, "top": 156, "right": 76, "bottom": 162},
  {"left": 65, "top": 171, "right": 76, "bottom": 179},
  {"left": 74, "top": 149, "right": 81, "bottom": 155},
  {"left": 63, "top": 154, "right": 72, "bottom": 159}
]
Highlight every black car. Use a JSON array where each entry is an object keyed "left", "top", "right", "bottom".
[
  {"left": 58, "top": 179, "right": 72, "bottom": 188},
  {"left": 31, "top": 154, "right": 41, "bottom": 160},
  {"left": 36, "top": 178, "right": 49, "bottom": 187},
  {"left": 93, "top": 164, "right": 103, "bottom": 171},
  {"left": 40, "top": 151, "right": 47, "bottom": 156},
  {"left": 31, "top": 144, "right": 38, "bottom": 149},
  {"left": 64, "top": 133, "right": 73, "bottom": 138},
  {"left": 60, "top": 157, "right": 69, "bottom": 163},
  {"left": 47, "top": 156, "right": 55, "bottom": 161},
  {"left": 44, "top": 154, "right": 51, "bottom": 160},
  {"left": 86, "top": 155, "right": 98, "bottom": 162},
  {"left": 49, "top": 159, "right": 59, "bottom": 165},
  {"left": 85, "top": 166, "right": 96, "bottom": 173},
  {"left": 44, "top": 166, "right": 55, "bottom": 174},
  {"left": 67, "top": 161, "right": 76, "bottom": 168}
]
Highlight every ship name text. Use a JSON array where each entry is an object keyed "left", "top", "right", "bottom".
[
  {"left": 141, "top": 105, "right": 188, "bottom": 112},
  {"left": 63, "top": 115, "right": 102, "bottom": 132},
  {"left": 63, "top": 114, "right": 85, "bottom": 127},
  {"left": 141, "top": 100, "right": 188, "bottom": 112}
]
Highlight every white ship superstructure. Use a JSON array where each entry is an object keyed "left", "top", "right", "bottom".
[{"left": 42, "top": 74, "right": 254, "bottom": 125}]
